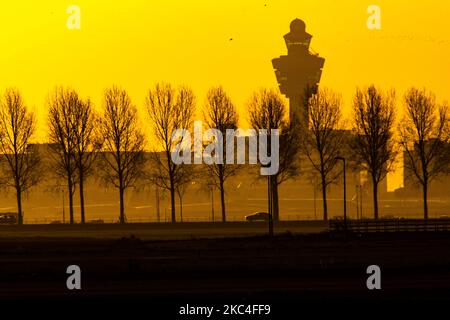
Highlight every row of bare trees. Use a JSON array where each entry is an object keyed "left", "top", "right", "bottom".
[
  {"left": 0, "top": 84, "right": 448, "bottom": 224},
  {"left": 47, "top": 87, "right": 147, "bottom": 225},
  {"left": 302, "top": 86, "right": 449, "bottom": 220}
]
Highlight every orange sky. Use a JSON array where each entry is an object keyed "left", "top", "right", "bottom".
[{"left": 1, "top": 0, "right": 449, "bottom": 190}]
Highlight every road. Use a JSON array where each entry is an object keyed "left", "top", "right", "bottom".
[{"left": 0, "top": 221, "right": 328, "bottom": 240}]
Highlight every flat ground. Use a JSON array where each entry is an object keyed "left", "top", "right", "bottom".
[
  {"left": 0, "top": 221, "right": 327, "bottom": 240},
  {"left": 0, "top": 224, "right": 449, "bottom": 316}
]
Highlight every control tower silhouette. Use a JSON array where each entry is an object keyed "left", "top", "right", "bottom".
[{"left": 272, "top": 19, "right": 325, "bottom": 125}]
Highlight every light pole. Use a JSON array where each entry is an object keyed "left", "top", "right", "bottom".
[
  {"left": 263, "top": 163, "right": 274, "bottom": 237},
  {"left": 268, "top": 174, "right": 274, "bottom": 237},
  {"left": 335, "top": 156, "right": 347, "bottom": 230}
]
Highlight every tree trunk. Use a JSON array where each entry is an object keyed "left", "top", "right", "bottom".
[
  {"left": 119, "top": 186, "right": 125, "bottom": 224},
  {"left": 16, "top": 186, "right": 23, "bottom": 225},
  {"left": 167, "top": 154, "right": 176, "bottom": 223},
  {"left": 155, "top": 187, "right": 160, "bottom": 222},
  {"left": 272, "top": 178, "right": 279, "bottom": 221},
  {"left": 211, "top": 188, "right": 215, "bottom": 222},
  {"left": 79, "top": 169, "right": 85, "bottom": 224},
  {"left": 423, "top": 180, "right": 429, "bottom": 220},
  {"left": 219, "top": 177, "right": 226, "bottom": 222},
  {"left": 178, "top": 192, "right": 183, "bottom": 222},
  {"left": 321, "top": 174, "right": 328, "bottom": 221},
  {"left": 170, "top": 182, "right": 176, "bottom": 223},
  {"left": 68, "top": 177, "right": 74, "bottom": 224},
  {"left": 372, "top": 179, "right": 379, "bottom": 220}
]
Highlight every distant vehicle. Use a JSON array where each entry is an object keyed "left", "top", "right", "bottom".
[
  {"left": 245, "top": 212, "right": 269, "bottom": 222},
  {"left": 439, "top": 215, "right": 450, "bottom": 219},
  {"left": 50, "top": 220, "right": 62, "bottom": 224},
  {"left": 0, "top": 213, "right": 18, "bottom": 225}
]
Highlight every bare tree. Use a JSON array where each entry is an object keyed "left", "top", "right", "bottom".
[
  {"left": 275, "top": 122, "right": 302, "bottom": 220},
  {"left": 352, "top": 85, "right": 396, "bottom": 219},
  {"left": 72, "top": 96, "right": 98, "bottom": 224},
  {"left": 98, "top": 86, "right": 145, "bottom": 224},
  {"left": 248, "top": 88, "right": 301, "bottom": 221},
  {"left": 145, "top": 83, "right": 195, "bottom": 223},
  {"left": 48, "top": 87, "right": 79, "bottom": 224},
  {"left": 0, "top": 88, "right": 41, "bottom": 225},
  {"left": 175, "top": 170, "right": 193, "bottom": 223},
  {"left": 399, "top": 88, "right": 450, "bottom": 219},
  {"left": 203, "top": 86, "right": 239, "bottom": 222},
  {"left": 301, "top": 88, "right": 344, "bottom": 221}
]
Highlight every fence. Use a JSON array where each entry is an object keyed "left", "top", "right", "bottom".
[{"left": 330, "top": 218, "right": 450, "bottom": 233}]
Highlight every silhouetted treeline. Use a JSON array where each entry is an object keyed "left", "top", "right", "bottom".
[{"left": 0, "top": 84, "right": 449, "bottom": 224}]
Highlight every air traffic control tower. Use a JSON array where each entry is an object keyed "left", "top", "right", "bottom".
[{"left": 272, "top": 19, "right": 325, "bottom": 125}]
